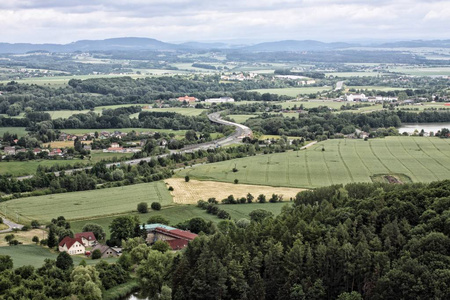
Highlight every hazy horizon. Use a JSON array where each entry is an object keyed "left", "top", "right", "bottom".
[{"left": 2, "top": 0, "right": 450, "bottom": 44}]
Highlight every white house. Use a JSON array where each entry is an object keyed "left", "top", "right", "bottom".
[
  {"left": 58, "top": 237, "right": 86, "bottom": 255},
  {"left": 75, "top": 232, "right": 97, "bottom": 247},
  {"left": 345, "top": 94, "right": 368, "bottom": 102},
  {"left": 205, "top": 97, "right": 235, "bottom": 103}
]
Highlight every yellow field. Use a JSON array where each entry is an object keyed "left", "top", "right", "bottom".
[
  {"left": 0, "top": 229, "right": 47, "bottom": 247},
  {"left": 165, "top": 178, "right": 306, "bottom": 204},
  {"left": 43, "top": 140, "right": 92, "bottom": 148}
]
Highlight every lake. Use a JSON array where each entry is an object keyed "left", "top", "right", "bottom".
[{"left": 398, "top": 123, "right": 450, "bottom": 134}]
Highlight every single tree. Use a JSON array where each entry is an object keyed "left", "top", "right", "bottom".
[
  {"left": 137, "top": 202, "right": 149, "bottom": 213},
  {"left": 152, "top": 240, "right": 171, "bottom": 253},
  {"left": 151, "top": 202, "right": 161, "bottom": 211},
  {"left": 91, "top": 249, "right": 102, "bottom": 260},
  {"left": 185, "top": 175, "right": 190, "bottom": 182},
  {"left": 32, "top": 236, "right": 39, "bottom": 244},
  {"left": 56, "top": 251, "right": 74, "bottom": 270}
]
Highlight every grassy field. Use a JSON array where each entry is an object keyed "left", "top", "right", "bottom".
[
  {"left": 0, "top": 160, "right": 79, "bottom": 177},
  {"left": 177, "top": 137, "right": 450, "bottom": 188},
  {"left": 326, "top": 72, "right": 384, "bottom": 77},
  {"left": 145, "top": 107, "right": 206, "bottom": 116},
  {"left": 0, "top": 244, "right": 117, "bottom": 268},
  {"left": 228, "top": 114, "right": 259, "bottom": 124},
  {"left": 388, "top": 67, "right": 450, "bottom": 76},
  {"left": 2, "top": 181, "right": 172, "bottom": 224},
  {"left": 0, "top": 127, "right": 28, "bottom": 137},
  {"left": 346, "top": 86, "right": 407, "bottom": 92},
  {"left": 165, "top": 178, "right": 304, "bottom": 204},
  {"left": 70, "top": 202, "right": 289, "bottom": 238},
  {"left": 250, "top": 87, "right": 332, "bottom": 97}
]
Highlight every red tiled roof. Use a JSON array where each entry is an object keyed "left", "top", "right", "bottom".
[
  {"left": 75, "top": 232, "right": 96, "bottom": 241},
  {"left": 59, "top": 236, "right": 84, "bottom": 249},
  {"left": 155, "top": 227, "right": 197, "bottom": 241},
  {"left": 167, "top": 239, "right": 189, "bottom": 250}
]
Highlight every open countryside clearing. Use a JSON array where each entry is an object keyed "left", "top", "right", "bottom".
[
  {"left": 1, "top": 181, "right": 172, "bottom": 224},
  {"left": 165, "top": 178, "right": 305, "bottom": 204},
  {"left": 177, "top": 137, "right": 450, "bottom": 188}
]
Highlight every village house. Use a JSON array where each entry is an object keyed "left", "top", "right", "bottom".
[
  {"left": 177, "top": 95, "right": 198, "bottom": 104},
  {"left": 91, "top": 244, "right": 122, "bottom": 258},
  {"left": 58, "top": 236, "right": 85, "bottom": 255},
  {"left": 4, "top": 146, "right": 16, "bottom": 155},
  {"left": 48, "top": 148, "right": 63, "bottom": 156},
  {"left": 142, "top": 223, "right": 198, "bottom": 250},
  {"left": 205, "top": 97, "right": 235, "bottom": 103},
  {"left": 345, "top": 94, "right": 368, "bottom": 102},
  {"left": 75, "top": 232, "right": 97, "bottom": 247}
]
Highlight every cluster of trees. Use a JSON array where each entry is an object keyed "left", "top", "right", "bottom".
[{"left": 168, "top": 180, "right": 450, "bottom": 299}]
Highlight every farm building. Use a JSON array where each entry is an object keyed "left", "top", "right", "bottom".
[
  {"left": 345, "top": 94, "right": 368, "bottom": 102},
  {"left": 3, "top": 146, "right": 16, "bottom": 155},
  {"left": 142, "top": 223, "right": 198, "bottom": 250},
  {"left": 177, "top": 95, "right": 198, "bottom": 103},
  {"left": 205, "top": 97, "right": 235, "bottom": 103},
  {"left": 58, "top": 237, "right": 85, "bottom": 255},
  {"left": 91, "top": 244, "right": 122, "bottom": 258},
  {"left": 74, "top": 232, "right": 97, "bottom": 247}
]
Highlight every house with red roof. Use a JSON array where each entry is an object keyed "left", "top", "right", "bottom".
[
  {"left": 58, "top": 236, "right": 85, "bottom": 255},
  {"left": 177, "top": 95, "right": 198, "bottom": 104},
  {"left": 74, "top": 232, "right": 97, "bottom": 247},
  {"left": 142, "top": 223, "right": 198, "bottom": 250}
]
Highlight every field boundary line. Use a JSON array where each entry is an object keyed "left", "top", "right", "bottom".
[
  {"left": 384, "top": 138, "right": 422, "bottom": 181},
  {"left": 304, "top": 150, "right": 312, "bottom": 186},
  {"left": 427, "top": 138, "right": 450, "bottom": 159},
  {"left": 322, "top": 150, "right": 334, "bottom": 185},
  {"left": 395, "top": 138, "right": 439, "bottom": 181},
  {"left": 353, "top": 142, "right": 372, "bottom": 175},
  {"left": 409, "top": 137, "right": 450, "bottom": 173},
  {"left": 265, "top": 156, "right": 270, "bottom": 184},
  {"left": 286, "top": 155, "right": 291, "bottom": 185},
  {"left": 338, "top": 140, "right": 354, "bottom": 182},
  {"left": 368, "top": 140, "right": 392, "bottom": 173}
]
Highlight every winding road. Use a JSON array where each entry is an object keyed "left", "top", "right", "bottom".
[{"left": 18, "top": 112, "right": 252, "bottom": 180}]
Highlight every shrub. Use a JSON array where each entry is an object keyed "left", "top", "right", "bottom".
[
  {"left": 21, "top": 225, "right": 30, "bottom": 231},
  {"left": 151, "top": 202, "right": 161, "bottom": 211},
  {"left": 185, "top": 176, "right": 190, "bottom": 182},
  {"left": 91, "top": 249, "right": 102, "bottom": 259},
  {"left": 152, "top": 241, "right": 170, "bottom": 253},
  {"left": 217, "top": 210, "right": 231, "bottom": 219},
  {"left": 168, "top": 186, "right": 174, "bottom": 191},
  {"left": 234, "top": 179, "right": 239, "bottom": 184},
  {"left": 257, "top": 194, "right": 266, "bottom": 203},
  {"left": 147, "top": 215, "right": 169, "bottom": 225},
  {"left": 137, "top": 202, "right": 148, "bottom": 213},
  {"left": 32, "top": 236, "right": 39, "bottom": 244},
  {"left": 31, "top": 220, "right": 40, "bottom": 228}
]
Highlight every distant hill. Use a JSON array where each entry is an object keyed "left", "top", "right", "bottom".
[
  {"left": 241, "top": 40, "right": 356, "bottom": 52},
  {"left": 376, "top": 40, "right": 450, "bottom": 48},
  {"left": 1, "top": 37, "right": 450, "bottom": 54}
]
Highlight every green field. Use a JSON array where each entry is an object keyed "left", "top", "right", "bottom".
[
  {"left": 0, "top": 127, "right": 28, "bottom": 137},
  {"left": 326, "top": 72, "right": 384, "bottom": 77},
  {"left": 0, "top": 160, "right": 79, "bottom": 177},
  {"left": 146, "top": 107, "right": 206, "bottom": 116},
  {"left": 2, "top": 181, "right": 172, "bottom": 224},
  {"left": 388, "top": 67, "right": 450, "bottom": 76},
  {"left": 70, "top": 202, "right": 288, "bottom": 238},
  {"left": 228, "top": 114, "right": 259, "bottom": 124},
  {"left": 250, "top": 87, "right": 332, "bottom": 97},
  {"left": 0, "top": 244, "right": 117, "bottom": 268},
  {"left": 177, "top": 137, "right": 450, "bottom": 188}
]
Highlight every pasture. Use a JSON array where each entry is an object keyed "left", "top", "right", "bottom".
[
  {"left": 0, "top": 127, "right": 28, "bottom": 137},
  {"left": 177, "top": 137, "right": 450, "bottom": 188},
  {"left": 250, "top": 87, "right": 332, "bottom": 97},
  {"left": 70, "top": 202, "right": 289, "bottom": 238},
  {"left": 0, "top": 245, "right": 117, "bottom": 268},
  {"left": 228, "top": 114, "right": 259, "bottom": 124},
  {"left": 165, "top": 178, "right": 304, "bottom": 204},
  {"left": 0, "top": 160, "right": 79, "bottom": 177},
  {"left": 2, "top": 181, "right": 172, "bottom": 224}
]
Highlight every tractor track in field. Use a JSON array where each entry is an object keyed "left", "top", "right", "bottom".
[
  {"left": 384, "top": 139, "right": 422, "bottom": 182},
  {"left": 409, "top": 137, "right": 450, "bottom": 173},
  {"left": 337, "top": 140, "right": 354, "bottom": 182}
]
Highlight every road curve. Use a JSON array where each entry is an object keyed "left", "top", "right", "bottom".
[{"left": 17, "top": 113, "right": 252, "bottom": 180}]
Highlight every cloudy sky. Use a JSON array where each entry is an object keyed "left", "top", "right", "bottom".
[{"left": 1, "top": 0, "right": 450, "bottom": 44}]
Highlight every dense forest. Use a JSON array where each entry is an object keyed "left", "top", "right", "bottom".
[{"left": 1, "top": 180, "right": 450, "bottom": 299}]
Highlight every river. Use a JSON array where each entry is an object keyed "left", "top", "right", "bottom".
[{"left": 398, "top": 123, "right": 450, "bottom": 134}]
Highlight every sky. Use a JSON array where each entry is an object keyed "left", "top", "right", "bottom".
[{"left": 1, "top": 0, "right": 450, "bottom": 44}]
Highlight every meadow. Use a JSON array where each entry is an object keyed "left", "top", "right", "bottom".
[
  {"left": 0, "top": 244, "right": 117, "bottom": 268},
  {"left": 2, "top": 181, "right": 172, "bottom": 224},
  {"left": 0, "top": 159, "right": 78, "bottom": 177},
  {"left": 177, "top": 137, "right": 450, "bottom": 188},
  {"left": 250, "top": 87, "right": 332, "bottom": 97},
  {"left": 227, "top": 114, "right": 259, "bottom": 124},
  {"left": 0, "top": 127, "right": 28, "bottom": 137}
]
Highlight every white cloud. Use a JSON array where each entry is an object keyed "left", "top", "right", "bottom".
[{"left": 0, "top": 0, "right": 449, "bottom": 43}]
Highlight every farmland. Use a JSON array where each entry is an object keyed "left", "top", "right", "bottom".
[
  {"left": 0, "top": 159, "right": 78, "bottom": 177},
  {"left": 165, "top": 178, "right": 305, "bottom": 204},
  {"left": 250, "top": 87, "right": 333, "bottom": 97},
  {"left": 0, "top": 127, "right": 28, "bottom": 137},
  {"left": 1, "top": 181, "right": 172, "bottom": 224},
  {"left": 0, "top": 245, "right": 117, "bottom": 268},
  {"left": 227, "top": 114, "right": 259, "bottom": 124},
  {"left": 177, "top": 137, "right": 450, "bottom": 188}
]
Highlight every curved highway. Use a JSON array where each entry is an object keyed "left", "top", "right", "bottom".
[{"left": 18, "top": 112, "right": 252, "bottom": 179}]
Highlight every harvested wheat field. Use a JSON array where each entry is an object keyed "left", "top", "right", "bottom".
[
  {"left": 165, "top": 178, "right": 306, "bottom": 204},
  {"left": 0, "top": 229, "right": 47, "bottom": 247}
]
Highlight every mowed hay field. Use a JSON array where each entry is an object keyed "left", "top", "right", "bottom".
[
  {"left": 2, "top": 181, "right": 172, "bottom": 224},
  {"left": 177, "top": 137, "right": 450, "bottom": 188},
  {"left": 165, "top": 178, "right": 305, "bottom": 204}
]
